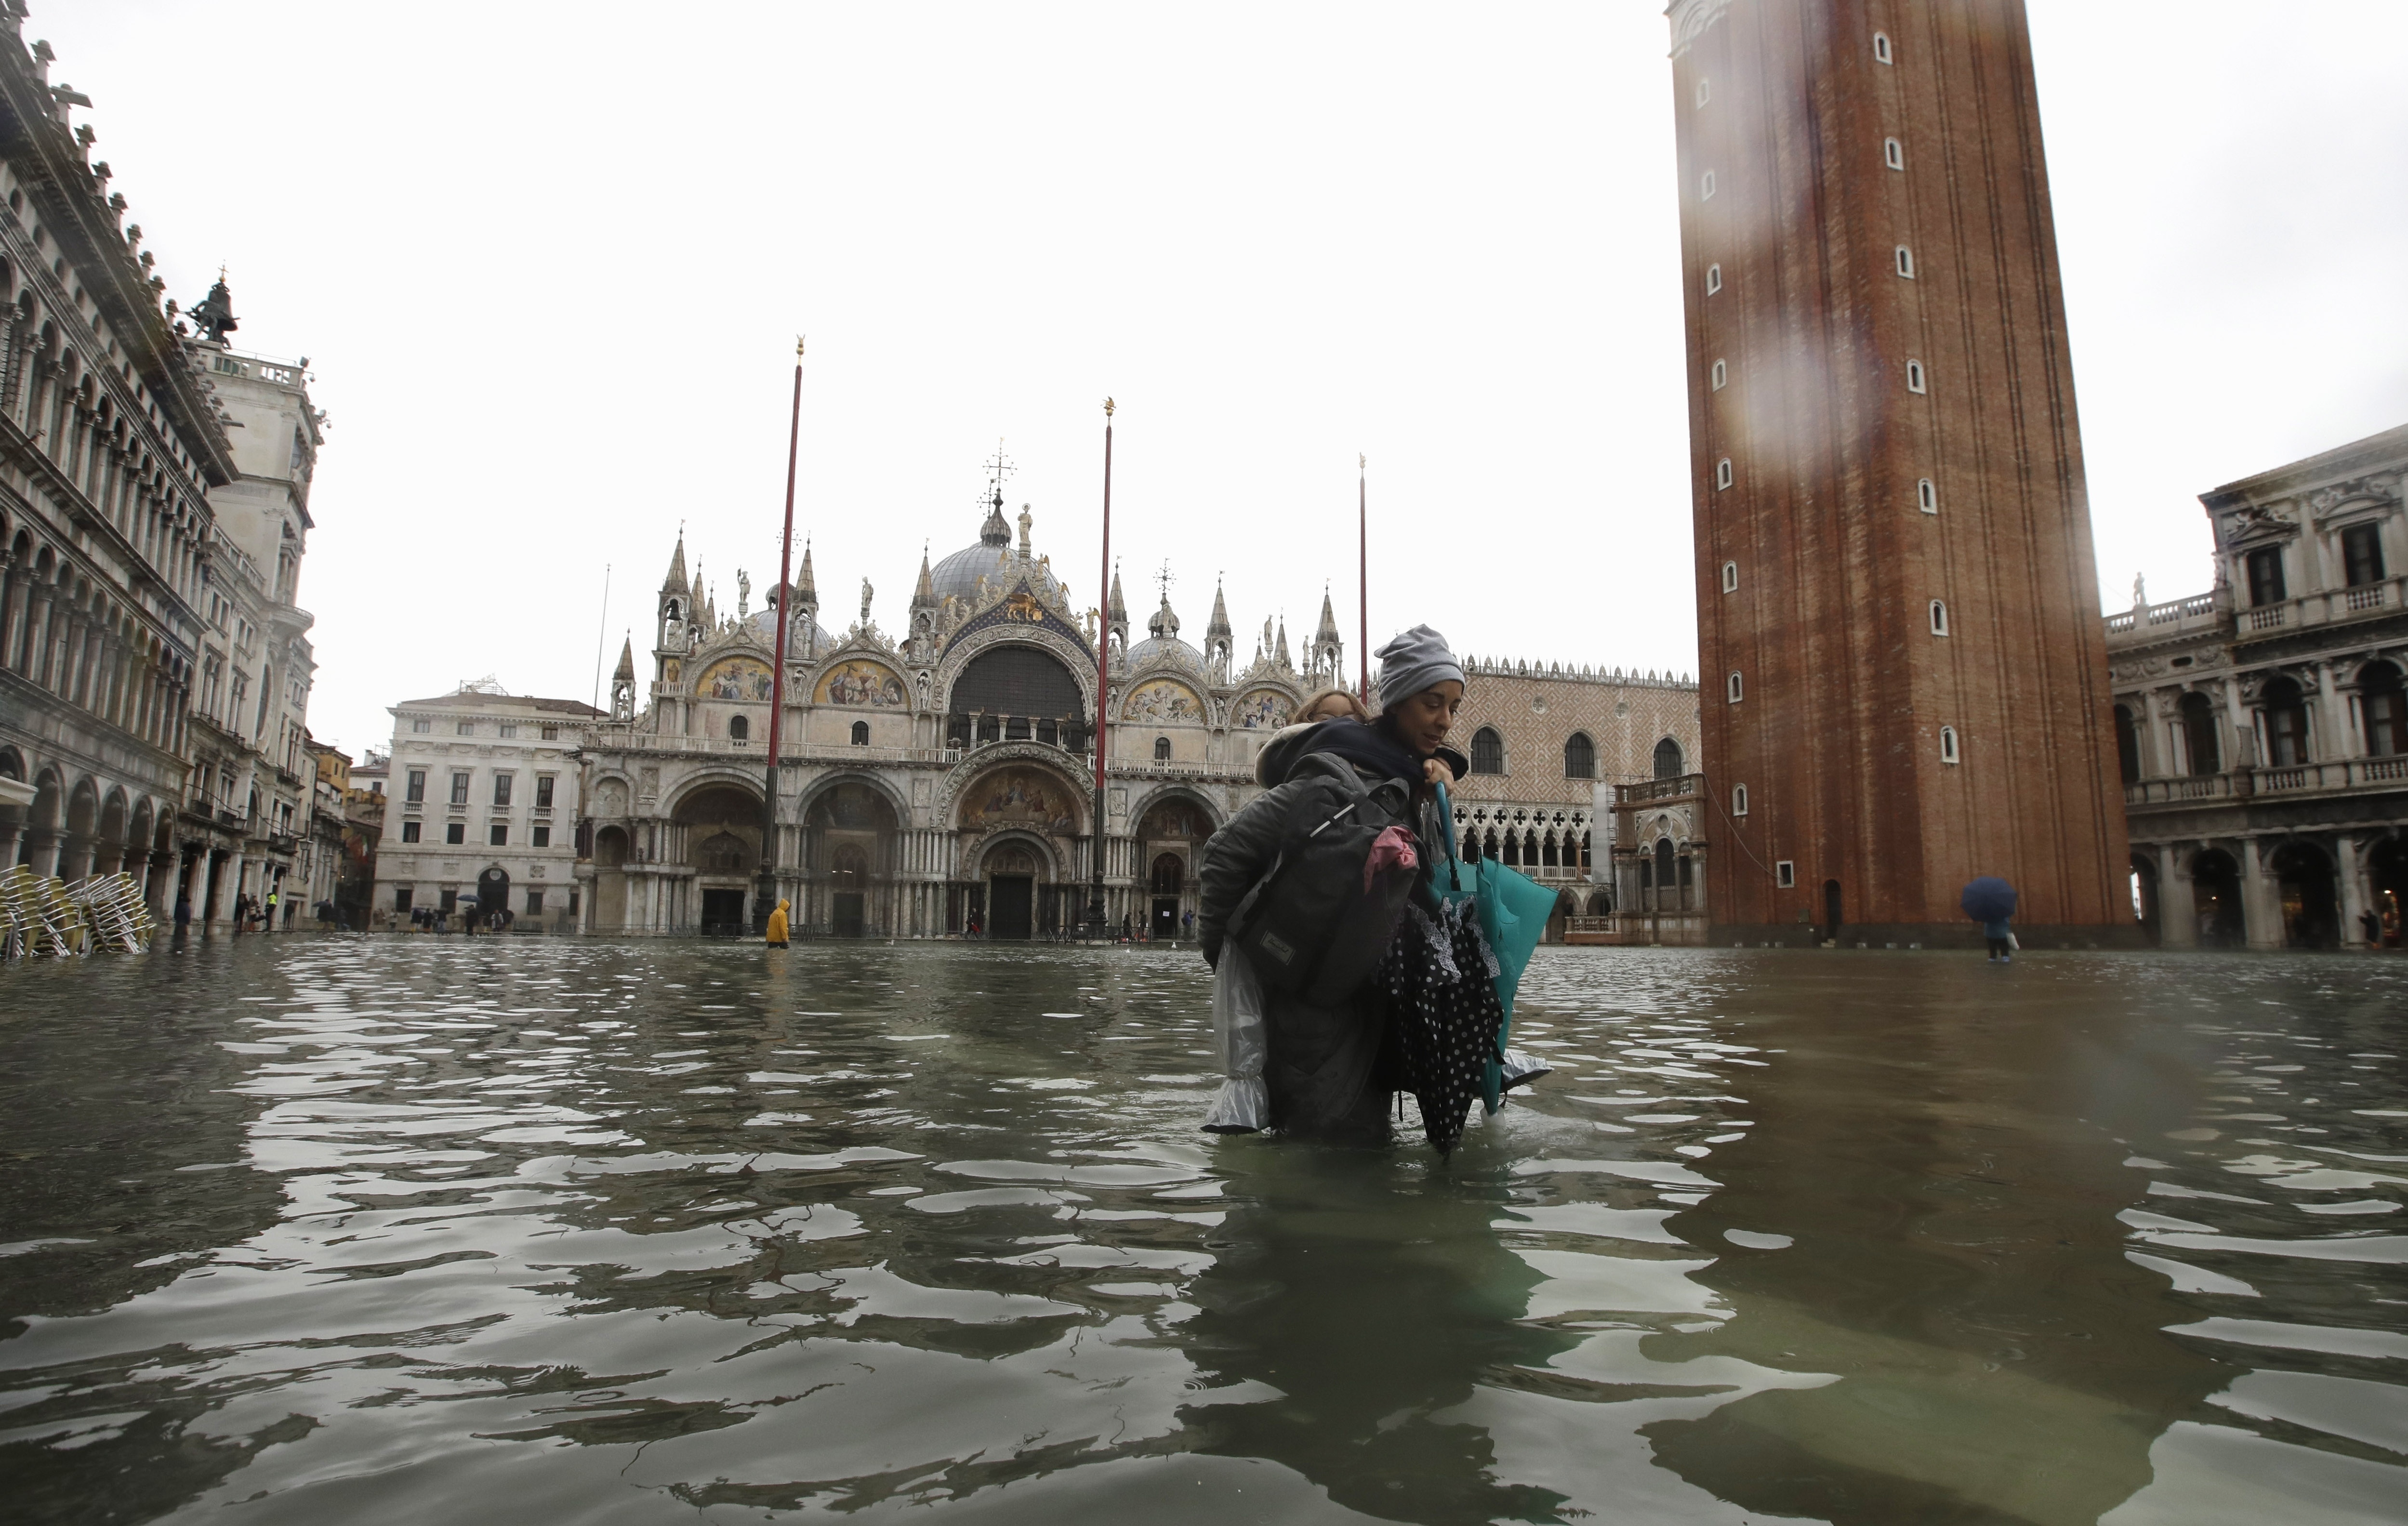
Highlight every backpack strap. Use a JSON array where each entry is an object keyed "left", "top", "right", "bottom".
[{"left": 1228, "top": 795, "right": 1360, "bottom": 941}]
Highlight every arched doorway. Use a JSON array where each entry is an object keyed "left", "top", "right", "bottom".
[
  {"left": 1822, "top": 878, "right": 1843, "bottom": 944},
  {"left": 957, "top": 765, "right": 1085, "bottom": 934},
  {"left": 593, "top": 825, "right": 630, "bottom": 930},
  {"left": 1136, "top": 794, "right": 1214, "bottom": 942},
  {"left": 831, "top": 843, "right": 870, "bottom": 936},
  {"left": 986, "top": 841, "right": 1040, "bottom": 940},
  {"left": 2271, "top": 842, "right": 2337, "bottom": 949},
  {"left": 1150, "top": 853, "right": 1184, "bottom": 940},
  {"left": 807, "top": 782, "right": 900, "bottom": 937},
  {"left": 673, "top": 781, "right": 764, "bottom": 934},
  {"left": 2192, "top": 849, "right": 2244, "bottom": 948},
  {"left": 2370, "top": 836, "right": 2406, "bottom": 947},
  {"left": 2131, "top": 854, "right": 2161, "bottom": 945}
]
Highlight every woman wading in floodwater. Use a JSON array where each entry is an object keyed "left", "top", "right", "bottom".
[{"left": 1198, "top": 627, "right": 1468, "bottom": 1140}]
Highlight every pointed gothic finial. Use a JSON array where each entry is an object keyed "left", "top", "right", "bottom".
[
  {"left": 1108, "top": 564, "right": 1128, "bottom": 623},
  {"left": 1315, "top": 589, "right": 1341, "bottom": 642},
  {"left": 1275, "top": 617, "right": 1291, "bottom": 668},
  {"left": 1206, "top": 577, "right": 1232, "bottom": 640},
  {"left": 661, "top": 533, "right": 688, "bottom": 594},
  {"left": 614, "top": 636, "right": 635, "bottom": 681},
  {"left": 797, "top": 539, "right": 816, "bottom": 601},
  {"left": 913, "top": 542, "right": 936, "bottom": 607}
]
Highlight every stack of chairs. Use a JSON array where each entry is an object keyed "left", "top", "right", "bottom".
[
  {"left": 69, "top": 872, "right": 155, "bottom": 953},
  {"left": 1, "top": 865, "right": 80, "bottom": 958},
  {"left": 0, "top": 868, "right": 154, "bottom": 958}
]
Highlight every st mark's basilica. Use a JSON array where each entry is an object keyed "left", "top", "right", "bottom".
[{"left": 574, "top": 482, "right": 1702, "bottom": 940}]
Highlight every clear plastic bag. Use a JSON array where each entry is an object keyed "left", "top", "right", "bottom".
[{"left": 1202, "top": 945, "right": 1271, "bottom": 1133}]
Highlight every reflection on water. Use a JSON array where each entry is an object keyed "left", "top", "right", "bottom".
[{"left": 0, "top": 941, "right": 2402, "bottom": 1524}]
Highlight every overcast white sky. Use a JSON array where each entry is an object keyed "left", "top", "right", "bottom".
[{"left": 40, "top": 3, "right": 2408, "bottom": 757}]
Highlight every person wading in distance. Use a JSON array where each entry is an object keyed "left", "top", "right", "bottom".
[{"left": 1201, "top": 625, "right": 1469, "bottom": 1139}]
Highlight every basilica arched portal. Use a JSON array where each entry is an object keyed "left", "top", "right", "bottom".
[
  {"left": 803, "top": 778, "right": 903, "bottom": 936},
  {"left": 952, "top": 759, "right": 1087, "bottom": 936},
  {"left": 672, "top": 780, "right": 764, "bottom": 935}
]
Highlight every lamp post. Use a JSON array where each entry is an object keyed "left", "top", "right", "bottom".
[
  {"left": 754, "top": 337, "right": 804, "bottom": 934},
  {"left": 1089, "top": 397, "right": 1114, "bottom": 934}
]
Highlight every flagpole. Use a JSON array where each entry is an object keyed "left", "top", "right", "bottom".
[
  {"left": 1358, "top": 453, "right": 1369, "bottom": 701},
  {"left": 755, "top": 337, "right": 805, "bottom": 935},
  {"left": 1090, "top": 397, "right": 1114, "bottom": 935},
  {"left": 590, "top": 562, "right": 610, "bottom": 712}
]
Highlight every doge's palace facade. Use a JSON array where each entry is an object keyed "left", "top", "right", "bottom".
[{"left": 574, "top": 486, "right": 1698, "bottom": 940}]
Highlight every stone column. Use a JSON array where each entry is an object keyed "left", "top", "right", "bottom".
[
  {"left": 25, "top": 829, "right": 60, "bottom": 878},
  {"left": 144, "top": 849, "right": 171, "bottom": 916},
  {"left": 215, "top": 849, "right": 245, "bottom": 931},
  {"left": 0, "top": 554, "right": 18, "bottom": 671},
  {"left": 26, "top": 584, "right": 55, "bottom": 687},
  {"left": 2316, "top": 661, "right": 2355, "bottom": 763},
  {"left": 2222, "top": 674, "right": 2251, "bottom": 770},
  {"left": 63, "top": 610, "right": 90, "bottom": 707},
  {"left": 0, "top": 816, "right": 22, "bottom": 871},
  {"left": 2337, "top": 835, "right": 2372, "bottom": 947},
  {"left": 2155, "top": 842, "right": 2197, "bottom": 948},
  {"left": 2240, "top": 836, "right": 2283, "bottom": 950}
]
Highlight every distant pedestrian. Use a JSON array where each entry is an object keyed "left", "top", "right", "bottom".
[
  {"left": 173, "top": 894, "right": 192, "bottom": 933},
  {"left": 766, "top": 897, "right": 790, "bottom": 947},
  {"left": 1984, "top": 917, "right": 2013, "bottom": 963},
  {"left": 1183, "top": 908, "right": 1195, "bottom": 941},
  {"left": 1120, "top": 912, "right": 1132, "bottom": 942},
  {"left": 2363, "top": 908, "right": 2384, "bottom": 947}
]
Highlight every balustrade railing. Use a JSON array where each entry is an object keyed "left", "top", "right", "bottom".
[
  {"left": 2125, "top": 755, "right": 2408, "bottom": 807},
  {"left": 1614, "top": 773, "right": 1706, "bottom": 805}
]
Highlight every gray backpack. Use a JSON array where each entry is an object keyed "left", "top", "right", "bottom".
[{"left": 1226, "top": 770, "right": 1416, "bottom": 1005}]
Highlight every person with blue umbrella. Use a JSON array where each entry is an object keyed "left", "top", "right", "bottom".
[{"left": 1963, "top": 876, "right": 2017, "bottom": 962}]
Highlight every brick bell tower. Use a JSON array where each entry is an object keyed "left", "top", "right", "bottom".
[{"left": 1667, "top": 0, "right": 2133, "bottom": 945}]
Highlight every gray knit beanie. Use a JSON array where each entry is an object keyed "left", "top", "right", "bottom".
[{"left": 1374, "top": 624, "right": 1465, "bottom": 709}]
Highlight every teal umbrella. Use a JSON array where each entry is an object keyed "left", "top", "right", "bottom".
[{"left": 1434, "top": 783, "right": 1557, "bottom": 1110}]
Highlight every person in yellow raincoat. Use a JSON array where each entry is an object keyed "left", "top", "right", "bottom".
[{"left": 765, "top": 897, "right": 790, "bottom": 947}]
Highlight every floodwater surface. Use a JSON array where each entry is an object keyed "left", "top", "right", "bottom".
[{"left": 1, "top": 939, "right": 2404, "bottom": 1525}]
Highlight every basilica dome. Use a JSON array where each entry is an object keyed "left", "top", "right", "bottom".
[
  {"left": 1125, "top": 596, "right": 1205, "bottom": 678},
  {"left": 929, "top": 502, "right": 1070, "bottom": 607},
  {"left": 748, "top": 599, "right": 833, "bottom": 656}
]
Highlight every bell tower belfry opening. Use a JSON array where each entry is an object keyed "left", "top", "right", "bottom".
[{"left": 1667, "top": 0, "right": 2133, "bottom": 945}]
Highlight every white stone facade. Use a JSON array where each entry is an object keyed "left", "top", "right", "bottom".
[
  {"left": 574, "top": 490, "right": 1694, "bottom": 940},
  {"left": 2106, "top": 421, "right": 2408, "bottom": 949},
  {"left": 178, "top": 330, "right": 325, "bottom": 929},
  {"left": 371, "top": 683, "right": 602, "bottom": 930}
]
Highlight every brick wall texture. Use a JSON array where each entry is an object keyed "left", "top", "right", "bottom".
[{"left": 1671, "top": 0, "right": 2129, "bottom": 935}]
